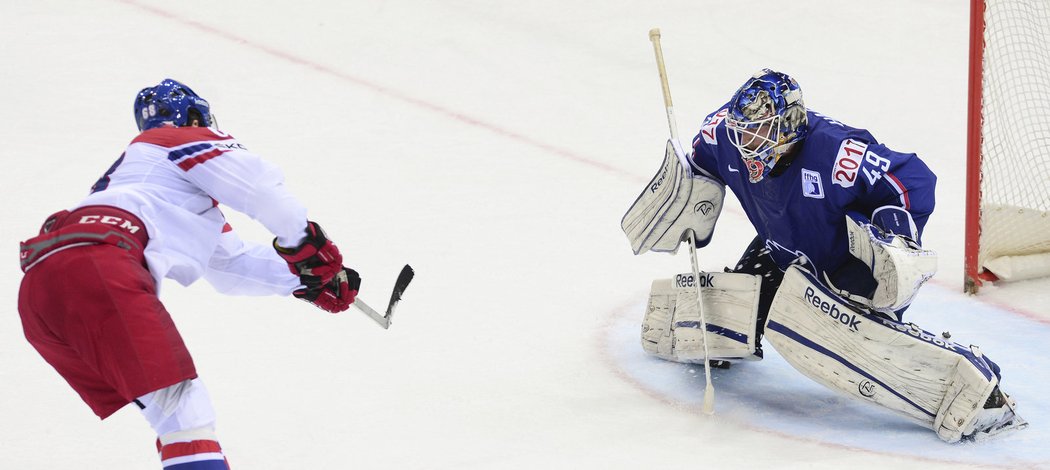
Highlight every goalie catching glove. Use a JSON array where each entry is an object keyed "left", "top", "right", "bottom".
[{"left": 844, "top": 207, "right": 937, "bottom": 312}]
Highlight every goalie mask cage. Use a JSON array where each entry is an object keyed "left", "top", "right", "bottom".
[{"left": 964, "top": 0, "right": 1050, "bottom": 293}]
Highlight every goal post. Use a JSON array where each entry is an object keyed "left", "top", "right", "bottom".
[{"left": 964, "top": 0, "right": 1050, "bottom": 293}]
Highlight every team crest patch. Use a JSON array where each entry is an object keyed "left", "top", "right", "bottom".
[{"left": 801, "top": 169, "right": 824, "bottom": 199}]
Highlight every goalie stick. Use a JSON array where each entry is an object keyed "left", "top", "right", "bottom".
[
  {"left": 353, "top": 264, "right": 415, "bottom": 329},
  {"left": 649, "top": 28, "right": 715, "bottom": 414}
]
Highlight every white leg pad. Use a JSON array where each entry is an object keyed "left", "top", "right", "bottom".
[
  {"left": 765, "top": 266, "right": 1022, "bottom": 442},
  {"left": 641, "top": 272, "right": 762, "bottom": 363}
]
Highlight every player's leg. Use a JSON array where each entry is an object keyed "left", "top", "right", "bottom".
[
  {"left": 32, "top": 245, "right": 198, "bottom": 409},
  {"left": 17, "top": 245, "right": 172, "bottom": 419},
  {"left": 18, "top": 244, "right": 219, "bottom": 466},
  {"left": 18, "top": 277, "right": 130, "bottom": 418},
  {"left": 137, "top": 379, "right": 230, "bottom": 469},
  {"left": 727, "top": 236, "right": 785, "bottom": 343}
]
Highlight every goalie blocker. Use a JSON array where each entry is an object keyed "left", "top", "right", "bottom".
[
  {"left": 621, "top": 139, "right": 725, "bottom": 255},
  {"left": 765, "top": 265, "right": 1026, "bottom": 443}
]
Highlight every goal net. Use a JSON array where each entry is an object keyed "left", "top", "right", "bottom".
[{"left": 965, "top": 0, "right": 1050, "bottom": 292}]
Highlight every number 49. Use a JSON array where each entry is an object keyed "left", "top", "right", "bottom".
[{"left": 863, "top": 151, "right": 890, "bottom": 185}]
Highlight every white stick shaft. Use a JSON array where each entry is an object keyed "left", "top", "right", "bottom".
[
  {"left": 649, "top": 28, "right": 680, "bottom": 142},
  {"left": 650, "top": 28, "right": 714, "bottom": 414},
  {"left": 688, "top": 231, "right": 715, "bottom": 414},
  {"left": 353, "top": 298, "right": 390, "bottom": 329}
]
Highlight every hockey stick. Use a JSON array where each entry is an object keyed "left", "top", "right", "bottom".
[
  {"left": 649, "top": 28, "right": 715, "bottom": 415},
  {"left": 353, "top": 264, "right": 414, "bottom": 329}
]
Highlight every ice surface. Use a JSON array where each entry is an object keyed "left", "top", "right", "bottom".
[{"left": 2, "top": 1, "right": 1048, "bottom": 469}]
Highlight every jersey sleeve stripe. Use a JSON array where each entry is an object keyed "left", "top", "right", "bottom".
[
  {"left": 175, "top": 148, "right": 227, "bottom": 171},
  {"left": 166, "top": 143, "right": 229, "bottom": 172},
  {"left": 167, "top": 143, "right": 212, "bottom": 162},
  {"left": 884, "top": 172, "right": 911, "bottom": 210}
]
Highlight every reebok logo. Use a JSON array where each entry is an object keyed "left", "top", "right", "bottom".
[
  {"left": 650, "top": 165, "right": 668, "bottom": 193},
  {"left": 875, "top": 317, "right": 965, "bottom": 353},
  {"left": 78, "top": 215, "right": 141, "bottom": 234},
  {"left": 675, "top": 273, "right": 714, "bottom": 289},
  {"left": 804, "top": 287, "right": 861, "bottom": 331}
]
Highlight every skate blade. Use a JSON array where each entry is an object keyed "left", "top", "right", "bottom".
[{"left": 969, "top": 414, "right": 1029, "bottom": 443}]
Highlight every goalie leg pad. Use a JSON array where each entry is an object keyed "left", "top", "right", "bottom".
[
  {"left": 641, "top": 272, "right": 762, "bottom": 363},
  {"left": 765, "top": 266, "right": 1024, "bottom": 442}
]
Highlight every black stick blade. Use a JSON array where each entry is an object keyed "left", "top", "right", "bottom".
[{"left": 384, "top": 264, "right": 414, "bottom": 317}]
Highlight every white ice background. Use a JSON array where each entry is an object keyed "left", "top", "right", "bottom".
[{"left": 2, "top": 1, "right": 1049, "bottom": 469}]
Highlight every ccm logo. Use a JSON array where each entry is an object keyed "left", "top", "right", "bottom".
[
  {"left": 78, "top": 215, "right": 141, "bottom": 234},
  {"left": 803, "top": 287, "right": 861, "bottom": 331}
]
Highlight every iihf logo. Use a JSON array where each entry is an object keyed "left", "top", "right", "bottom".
[{"left": 801, "top": 168, "right": 824, "bottom": 199}]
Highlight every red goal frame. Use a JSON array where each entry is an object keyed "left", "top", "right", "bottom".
[{"left": 964, "top": 0, "right": 999, "bottom": 294}]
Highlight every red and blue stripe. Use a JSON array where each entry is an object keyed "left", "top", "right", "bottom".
[
  {"left": 159, "top": 439, "right": 229, "bottom": 469},
  {"left": 167, "top": 143, "right": 229, "bottom": 171}
]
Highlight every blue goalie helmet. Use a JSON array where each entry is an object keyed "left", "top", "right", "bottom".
[
  {"left": 134, "top": 78, "right": 213, "bottom": 131},
  {"left": 725, "top": 69, "right": 808, "bottom": 183}
]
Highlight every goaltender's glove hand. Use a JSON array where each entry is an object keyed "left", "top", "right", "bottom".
[
  {"left": 274, "top": 221, "right": 344, "bottom": 289},
  {"left": 294, "top": 267, "right": 361, "bottom": 313},
  {"left": 845, "top": 214, "right": 937, "bottom": 312}
]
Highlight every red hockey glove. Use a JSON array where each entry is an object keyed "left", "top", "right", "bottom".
[
  {"left": 293, "top": 267, "right": 361, "bottom": 313},
  {"left": 274, "top": 221, "right": 343, "bottom": 289}
]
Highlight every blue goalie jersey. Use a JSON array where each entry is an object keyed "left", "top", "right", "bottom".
[{"left": 690, "top": 106, "right": 937, "bottom": 294}]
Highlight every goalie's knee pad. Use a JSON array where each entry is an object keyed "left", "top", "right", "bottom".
[
  {"left": 764, "top": 266, "right": 1026, "bottom": 442},
  {"left": 641, "top": 271, "right": 762, "bottom": 363},
  {"left": 138, "top": 378, "right": 218, "bottom": 437}
]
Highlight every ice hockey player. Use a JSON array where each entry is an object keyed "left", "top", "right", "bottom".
[
  {"left": 622, "top": 69, "right": 1026, "bottom": 442},
  {"left": 17, "top": 78, "right": 361, "bottom": 468}
]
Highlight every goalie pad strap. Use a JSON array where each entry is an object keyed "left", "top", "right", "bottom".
[{"left": 621, "top": 139, "right": 725, "bottom": 255}]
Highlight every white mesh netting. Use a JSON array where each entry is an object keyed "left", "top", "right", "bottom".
[{"left": 978, "top": 0, "right": 1050, "bottom": 275}]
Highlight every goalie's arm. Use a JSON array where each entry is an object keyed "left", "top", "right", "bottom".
[{"left": 851, "top": 143, "right": 937, "bottom": 243}]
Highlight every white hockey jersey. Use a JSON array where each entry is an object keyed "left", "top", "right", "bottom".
[{"left": 79, "top": 126, "right": 305, "bottom": 295}]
